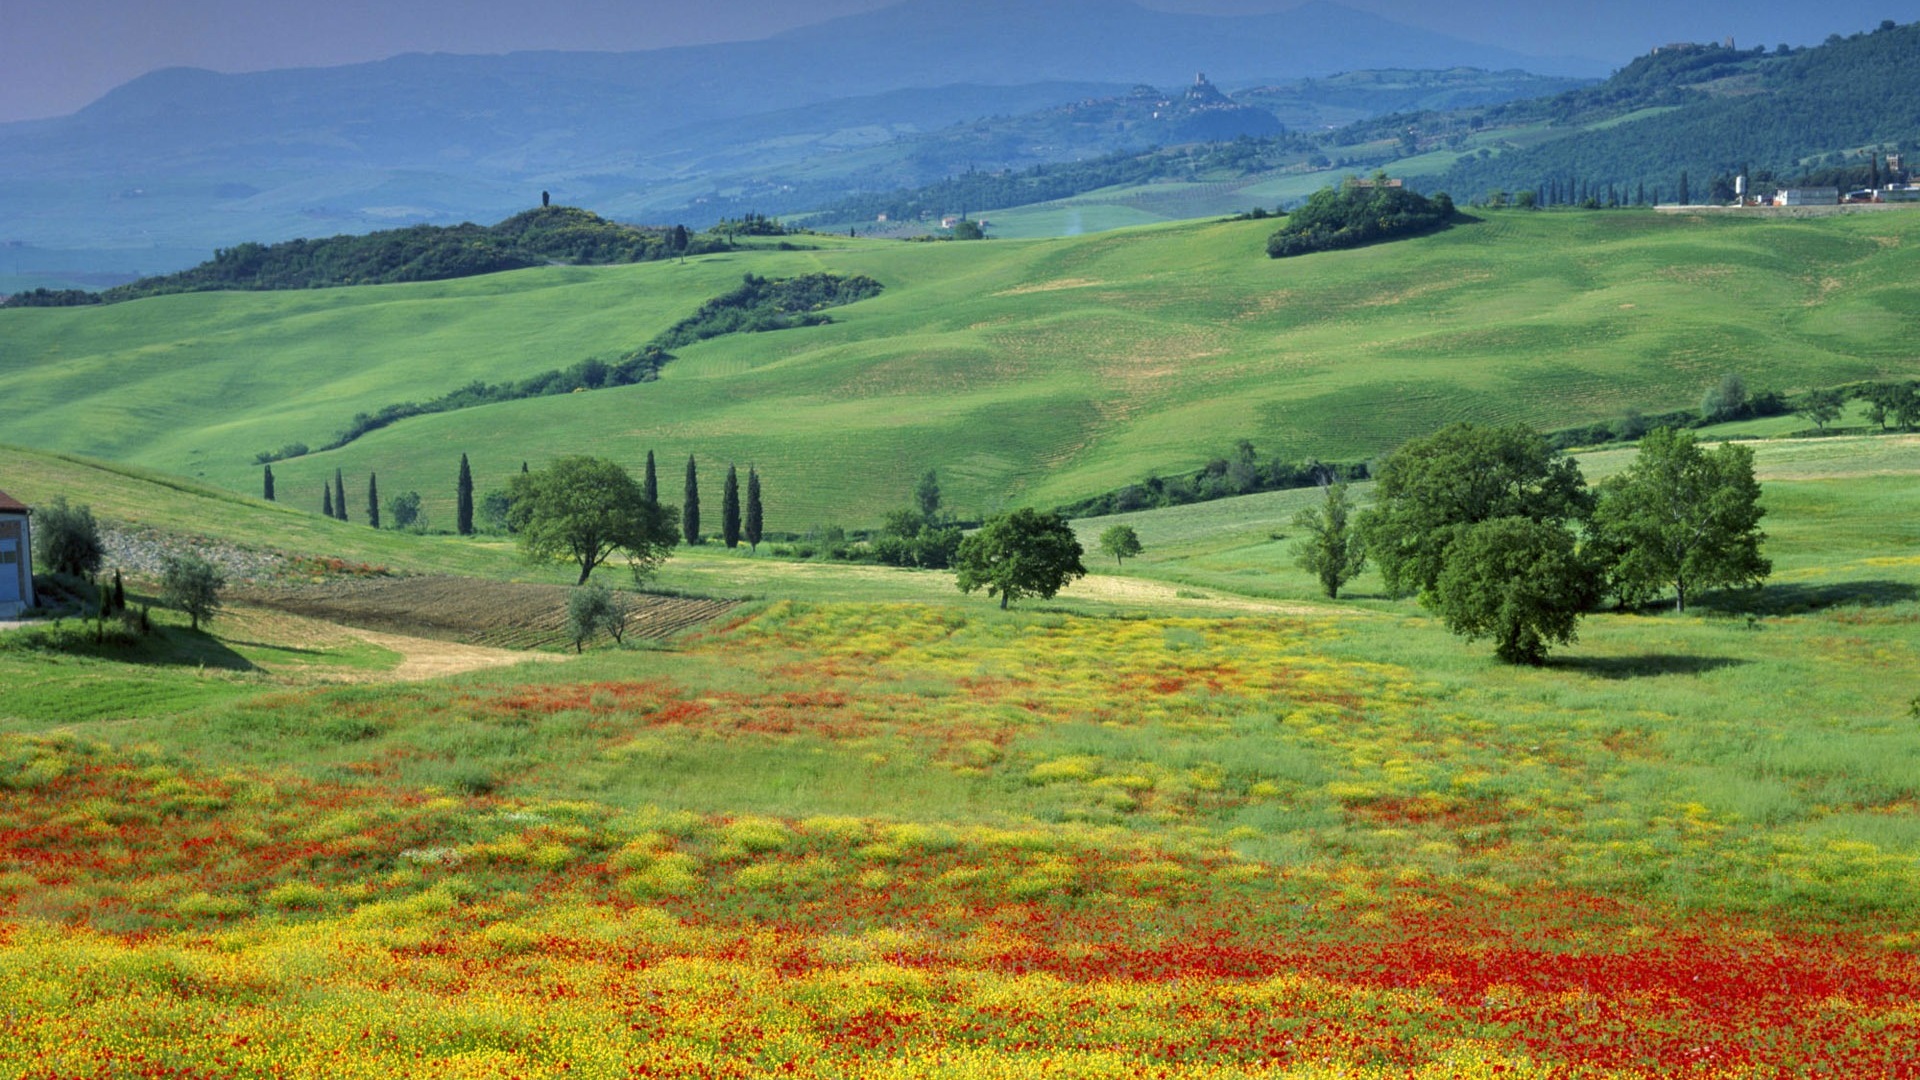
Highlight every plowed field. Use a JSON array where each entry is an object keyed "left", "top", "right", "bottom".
[{"left": 237, "top": 575, "right": 733, "bottom": 649}]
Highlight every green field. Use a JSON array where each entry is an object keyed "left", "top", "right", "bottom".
[{"left": 4, "top": 210, "right": 1917, "bottom": 536}]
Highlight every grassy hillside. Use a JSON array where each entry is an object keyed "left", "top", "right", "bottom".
[{"left": 4, "top": 210, "right": 1918, "bottom": 530}]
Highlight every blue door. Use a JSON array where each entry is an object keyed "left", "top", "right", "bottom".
[{"left": 0, "top": 539, "right": 18, "bottom": 604}]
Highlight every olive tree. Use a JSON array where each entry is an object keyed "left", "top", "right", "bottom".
[
  {"left": 161, "top": 554, "right": 225, "bottom": 631},
  {"left": 508, "top": 456, "right": 677, "bottom": 585},
  {"left": 35, "top": 496, "right": 105, "bottom": 578}
]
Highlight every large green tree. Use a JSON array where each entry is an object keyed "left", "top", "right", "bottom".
[
  {"left": 1357, "top": 423, "right": 1588, "bottom": 599},
  {"left": 1591, "top": 427, "right": 1769, "bottom": 612},
  {"left": 954, "top": 508, "right": 1086, "bottom": 609},
  {"left": 1291, "top": 483, "right": 1367, "bottom": 599},
  {"left": 1433, "top": 517, "right": 1594, "bottom": 665},
  {"left": 507, "top": 456, "right": 677, "bottom": 585}
]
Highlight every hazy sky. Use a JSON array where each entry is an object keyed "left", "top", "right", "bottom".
[{"left": 2, "top": 0, "right": 1900, "bottom": 123}]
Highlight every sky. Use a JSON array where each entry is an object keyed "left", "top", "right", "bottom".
[{"left": 1, "top": 0, "right": 1901, "bottom": 123}]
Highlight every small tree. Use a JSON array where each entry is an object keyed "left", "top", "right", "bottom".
[
  {"left": 35, "top": 496, "right": 105, "bottom": 578},
  {"left": 643, "top": 450, "right": 659, "bottom": 505},
  {"left": 367, "top": 473, "right": 381, "bottom": 529},
  {"left": 1098, "top": 524, "right": 1144, "bottom": 568},
  {"left": 682, "top": 455, "right": 701, "bottom": 545},
  {"left": 745, "top": 466, "right": 764, "bottom": 553},
  {"left": 1795, "top": 388, "right": 1845, "bottom": 432},
  {"left": 322, "top": 485, "right": 334, "bottom": 518},
  {"left": 566, "top": 581, "right": 630, "bottom": 653},
  {"left": 387, "top": 491, "right": 424, "bottom": 531},
  {"left": 456, "top": 453, "right": 475, "bottom": 535},
  {"left": 1291, "top": 483, "right": 1367, "bottom": 599},
  {"left": 915, "top": 470, "right": 942, "bottom": 520},
  {"left": 722, "top": 464, "right": 742, "bottom": 549},
  {"left": 954, "top": 508, "right": 1086, "bottom": 609},
  {"left": 1433, "top": 517, "right": 1594, "bottom": 665},
  {"left": 111, "top": 569, "right": 126, "bottom": 613},
  {"left": 1591, "top": 427, "right": 1769, "bottom": 612},
  {"left": 1700, "top": 374, "right": 1748, "bottom": 423},
  {"left": 509, "top": 456, "right": 678, "bottom": 585},
  {"left": 333, "top": 469, "right": 348, "bottom": 522},
  {"left": 263, "top": 464, "right": 275, "bottom": 502},
  {"left": 481, "top": 489, "right": 513, "bottom": 533},
  {"left": 161, "top": 554, "right": 225, "bottom": 632}
]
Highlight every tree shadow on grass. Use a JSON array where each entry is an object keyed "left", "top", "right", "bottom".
[
  {"left": 1694, "top": 580, "right": 1920, "bottom": 616},
  {"left": 1550, "top": 654, "right": 1751, "bottom": 680}
]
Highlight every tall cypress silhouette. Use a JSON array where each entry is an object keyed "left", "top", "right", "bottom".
[
  {"left": 722, "top": 464, "right": 741, "bottom": 549},
  {"left": 322, "top": 485, "right": 333, "bottom": 518},
  {"left": 367, "top": 473, "right": 381, "bottom": 529},
  {"left": 263, "top": 464, "right": 275, "bottom": 501},
  {"left": 333, "top": 469, "right": 348, "bottom": 522},
  {"left": 643, "top": 450, "right": 658, "bottom": 504},
  {"left": 745, "top": 466, "right": 763, "bottom": 553},
  {"left": 682, "top": 456, "right": 701, "bottom": 545},
  {"left": 456, "top": 453, "right": 474, "bottom": 536}
]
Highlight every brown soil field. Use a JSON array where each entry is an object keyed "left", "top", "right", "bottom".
[{"left": 234, "top": 576, "right": 734, "bottom": 650}]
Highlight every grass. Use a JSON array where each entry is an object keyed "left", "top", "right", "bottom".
[
  {"left": 5, "top": 210, "right": 1919, "bottom": 532},
  {"left": 1, "top": 431, "right": 1918, "bottom": 1075}
]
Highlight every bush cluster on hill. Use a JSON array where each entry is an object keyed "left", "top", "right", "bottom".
[
  {"left": 85, "top": 208, "right": 721, "bottom": 303},
  {"left": 1266, "top": 181, "right": 1457, "bottom": 258},
  {"left": 265, "top": 272, "right": 884, "bottom": 461},
  {"left": 1, "top": 288, "right": 103, "bottom": 309},
  {"left": 1055, "top": 441, "right": 1368, "bottom": 518},
  {"left": 653, "top": 273, "right": 884, "bottom": 350}
]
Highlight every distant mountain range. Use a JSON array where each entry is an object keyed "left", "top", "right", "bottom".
[{"left": 0, "top": 0, "right": 1601, "bottom": 284}]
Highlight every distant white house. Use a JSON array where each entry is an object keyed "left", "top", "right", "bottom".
[{"left": 0, "top": 489, "right": 34, "bottom": 617}]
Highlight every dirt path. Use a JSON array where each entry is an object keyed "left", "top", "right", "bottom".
[
  {"left": 1062, "top": 574, "right": 1360, "bottom": 616},
  {"left": 346, "top": 627, "right": 564, "bottom": 681}
]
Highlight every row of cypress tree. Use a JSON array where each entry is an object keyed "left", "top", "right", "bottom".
[
  {"left": 265, "top": 451, "right": 764, "bottom": 548},
  {"left": 659, "top": 450, "right": 763, "bottom": 551}
]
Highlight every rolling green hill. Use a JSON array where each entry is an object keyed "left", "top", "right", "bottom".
[{"left": 3, "top": 209, "right": 1918, "bottom": 531}]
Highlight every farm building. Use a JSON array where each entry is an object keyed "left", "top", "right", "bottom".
[
  {"left": 0, "top": 489, "right": 34, "bottom": 617},
  {"left": 1775, "top": 187, "right": 1839, "bottom": 206}
]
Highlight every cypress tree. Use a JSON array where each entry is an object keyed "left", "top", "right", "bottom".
[
  {"left": 367, "top": 473, "right": 381, "bottom": 529},
  {"left": 683, "top": 455, "right": 701, "bottom": 545},
  {"left": 643, "top": 450, "right": 658, "bottom": 504},
  {"left": 522, "top": 461, "right": 529, "bottom": 474},
  {"left": 323, "top": 485, "right": 334, "bottom": 518},
  {"left": 745, "top": 466, "right": 763, "bottom": 553},
  {"left": 263, "top": 464, "right": 275, "bottom": 501},
  {"left": 456, "top": 453, "right": 474, "bottom": 536},
  {"left": 722, "top": 464, "right": 741, "bottom": 549},
  {"left": 112, "top": 569, "right": 126, "bottom": 613},
  {"left": 333, "top": 469, "right": 348, "bottom": 522}
]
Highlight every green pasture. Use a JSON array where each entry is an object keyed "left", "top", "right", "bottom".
[
  {"left": 4, "top": 210, "right": 1918, "bottom": 534},
  {"left": 3, "top": 431, "right": 1918, "bottom": 922}
]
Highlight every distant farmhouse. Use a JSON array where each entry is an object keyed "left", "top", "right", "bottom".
[{"left": 0, "top": 489, "right": 34, "bottom": 617}]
